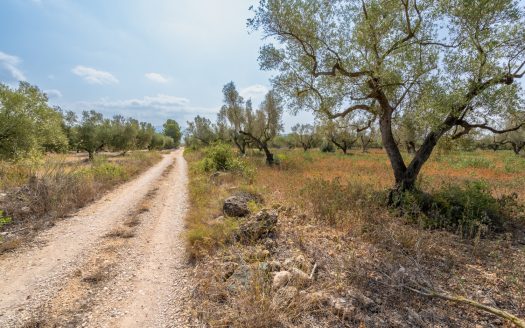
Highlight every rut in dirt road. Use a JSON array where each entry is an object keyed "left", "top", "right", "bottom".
[{"left": 0, "top": 149, "right": 193, "bottom": 328}]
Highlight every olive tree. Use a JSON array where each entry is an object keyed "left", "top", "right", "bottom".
[
  {"left": 500, "top": 126, "right": 525, "bottom": 155},
  {"left": 136, "top": 122, "right": 156, "bottom": 149},
  {"left": 249, "top": 0, "right": 525, "bottom": 191},
  {"left": 76, "top": 110, "right": 112, "bottom": 160},
  {"left": 0, "top": 82, "right": 68, "bottom": 160},
  {"left": 110, "top": 115, "right": 139, "bottom": 154},
  {"left": 162, "top": 119, "right": 181, "bottom": 148},
  {"left": 291, "top": 123, "right": 317, "bottom": 151},
  {"left": 240, "top": 90, "right": 283, "bottom": 164},
  {"left": 218, "top": 82, "right": 250, "bottom": 154},
  {"left": 322, "top": 118, "right": 358, "bottom": 154},
  {"left": 185, "top": 115, "right": 217, "bottom": 148}
]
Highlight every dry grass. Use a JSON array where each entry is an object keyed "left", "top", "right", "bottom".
[
  {"left": 186, "top": 147, "right": 525, "bottom": 327},
  {"left": 104, "top": 227, "right": 135, "bottom": 239},
  {"left": 124, "top": 217, "right": 141, "bottom": 228},
  {"left": 184, "top": 149, "right": 246, "bottom": 260},
  {"left": 0, "top": 237, "right": 22, "bottom": 253},
  {"left": 0, "top": 151, "right": 163, "bottom": 254}
]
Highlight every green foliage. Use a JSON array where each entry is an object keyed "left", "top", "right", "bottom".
[
  {"left": 185, "top": 115, "right": 217, "bottom": 149},
  {"left": 186, "top": 218, "right": 239, "bottom": 256},
  {"left": 0, "top": 82, "right": 68, "bottom": 160},
  {"left": 198, "top": 144, "right": 255, "bottom": 181},
  {"left": 75, "top": 110, "right": 109, "bottom": 158},
  {"left": 503, "top": 155, "right": 525, "bottom": 173},
  {"left": 320, "top": 140, "right": 335, "bottom": 153},
  {"left": 89, "top": 161, "right": 128, "bottom": 183},
  {"left": 396, "top": 181, "right": 517, "bottom": 239},
  {"left": 200, "top": 143, "right": 236, "bottom": 171},
  {"left": 449, "top": 156, "right": 495, "bottom": 169},
  {"left": 0, "top": 210, "right": 12, "bottom": 228},
  {"left": 108, "top": 116, "right": 139, "bottom": 153},
  {"left": 162, "top": 119, "right": 181, "bottom": 148}
]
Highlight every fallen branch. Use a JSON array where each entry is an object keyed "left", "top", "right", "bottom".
[
  {"left": 309, "top": 263, "right": 318, "bottom": 280},
  {"left": 405, "top": 286, "right": 525, "bottom": 328}
]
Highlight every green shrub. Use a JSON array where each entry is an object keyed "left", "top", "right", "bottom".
[
  {"left": 320, "top": 140, "right": 335, "bottom": 153},
  {"left": 199, "top": 143, "right": 235, "bottom": 171},
  {"left": 198, "top": 144, "right": 255, "bottom": 181},
  {"left": 397, "top": 181, "right": 516, "bottom": 238},
  {"left": 0, "top": 210, "right": 11, "bottom": 228}
]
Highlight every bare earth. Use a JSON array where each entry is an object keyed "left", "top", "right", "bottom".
[{"left": 0, "top": 149, "right": 192, "bottom": 327}]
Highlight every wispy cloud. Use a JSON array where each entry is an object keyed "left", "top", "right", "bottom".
[
  {"left": 44, "top": 89, "right": 62, "bottom": 99},
  {"left": 240, "top": 84, "right": 268, "bottom": 103},
  {"left": 72, "top": 65, "right": 119, "bottom": 85},
  {"left": 89, "top": 94, "right": 190, "bottom": 109},
  {"left": 70, "top": 94, "right": 218, "bottom": 127},
  {"left": 0, "top": 51, "right": 26, "bottom": 81},
  {"left": 145, "top": 72, "right": 170, "bottom": 83}
]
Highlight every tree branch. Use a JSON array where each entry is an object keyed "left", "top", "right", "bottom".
[
  {"left": 404, "top": 286, "right": 525, "bottom": 328},
  {"left": 452, "top": 120, "right": 524, "bottom": 139},
  {"left": 326, "top": 104, "right": 372, "bottom": 119}
]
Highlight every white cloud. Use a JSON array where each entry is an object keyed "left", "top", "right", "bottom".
[
  {"left": 69, "top": 94, "right": 217, "bottom": 127},
  {"left": 44, "top": 89, "right": 62, "bottom": 99},
  {"left": 240, "top": 84, "right": 268, "bottom": 103},
  {"left": 72, "top": 65, "right": 119, "bottom": 85},
  {"left": 0, "top": 51, "right": 26, "bottom": 81},
  {"left": 92, "top": 94, "right": 190, "bottom": 109},
  {"left": 145, "top": 72, "right": 170, "bottom": 83}
]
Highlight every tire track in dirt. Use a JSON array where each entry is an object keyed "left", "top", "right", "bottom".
[
  {"left": 85, "top": 149, "right": 192, "bottom": 327},
  {"left": 0, "top": 150, "right": 189, "bottom": 327}
]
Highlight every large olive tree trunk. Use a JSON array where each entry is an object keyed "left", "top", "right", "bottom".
[
  {"left": 262, "top": 144, "right": 274, "bottom": 165},
  {"left": 239, "top": 131, "right": 275, "bottom": 165},
  {"left": 380, "top": 110, "right": 454, "bottom": 192}
]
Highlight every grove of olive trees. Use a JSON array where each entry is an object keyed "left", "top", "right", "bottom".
[
  {"left": 248, "top": 0, "right": 525, "bottom": 191},
  {"left": 0, "top": 82, "right": 181, "bottom": 161}
]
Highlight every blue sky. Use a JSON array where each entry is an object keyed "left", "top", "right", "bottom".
[{"left": 0, "top": 0, "right": 313, "bottom": 130}]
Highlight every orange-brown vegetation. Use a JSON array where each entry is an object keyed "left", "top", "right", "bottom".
[{"left": 186, "top": 147, "right": 525, "bottom": 327}]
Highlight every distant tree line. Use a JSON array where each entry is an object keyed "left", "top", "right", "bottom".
[
  {"left": 0, "top": 82, "right": 182, "bottom": 161},
  {"left": 184, "top": 80, "right": 525, "bottom": 166}
]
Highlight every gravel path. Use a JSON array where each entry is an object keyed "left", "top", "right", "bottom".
[{"left": 0, "top": 149, "right": 192, "bottom": 327}]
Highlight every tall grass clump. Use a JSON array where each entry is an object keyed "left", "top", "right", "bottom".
[{"left": 300, "top": 177, "right": 372, "bottom": 226}]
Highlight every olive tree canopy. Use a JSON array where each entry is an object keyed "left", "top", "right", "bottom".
[
  {"left": 249, "top": 0, "right": 525, "bottom": 190},
  {"left": 240, "top": 90, "right": 284, "bottom": 164},
  {"left": 0, "top": 82, "right": 68, "bottom": 160},
  {"left": 218, "top": 82, "right": 251, "bottom": 154}
]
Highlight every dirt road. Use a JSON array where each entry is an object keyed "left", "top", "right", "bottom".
[{"left": 0, "top": 149, "right": 192, "bottom": 327}]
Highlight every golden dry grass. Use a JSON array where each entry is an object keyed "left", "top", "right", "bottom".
[
  {"left": 0, "top": 151, "right": 163, "bottom": 254},
  {"left": 186, "top": 147, "right": 525, "bottom": 327}
]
